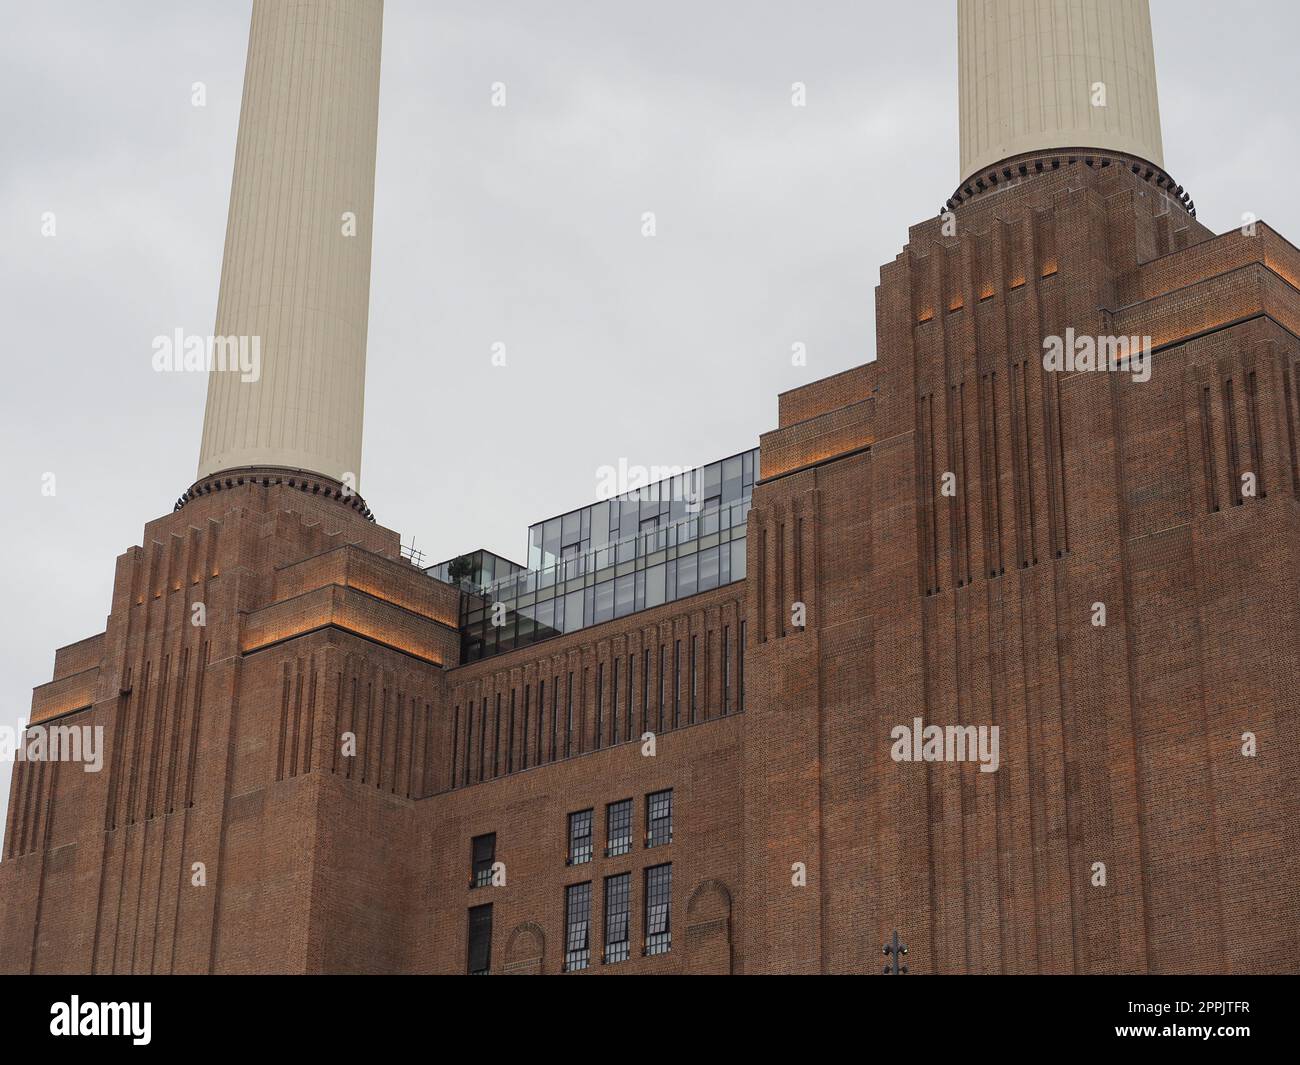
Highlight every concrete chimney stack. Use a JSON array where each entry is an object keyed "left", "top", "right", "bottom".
[
  {"left": 958, "top": 0, "right": 1165, "bottom": 185},
  {"left": 195, "top": 0, "right": 383, "bottom": 497}
]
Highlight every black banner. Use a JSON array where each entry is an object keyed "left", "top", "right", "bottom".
[{"left": 0, "top": 974, "right": 1292, "bottom": 1051}]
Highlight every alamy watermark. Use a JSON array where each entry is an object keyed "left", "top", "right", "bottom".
[
  {"left": 50, "top": 997, "right": 151, "bottom": 1045},
  {"left": 1, "top": 722, "right": 104, "bottom": 772},
  {"left": 890, "top": 717, "right": 1000, "bottom": 773},
  {"left": 152, "top": 329, "right": 261, "bottom": 383},
  {"left": 594, "top": 459, "right": 705, "bottom": 512},
  {"left": 1043, "top": 328, "right": 1151, "bottom": 383}
]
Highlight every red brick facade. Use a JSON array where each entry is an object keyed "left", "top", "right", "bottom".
[{"left": 3, "top": 162, "right": 1298, "bottom": 974}]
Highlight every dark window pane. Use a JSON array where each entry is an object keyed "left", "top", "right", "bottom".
[
  {"left": 594, "top": 580, "right": 614, "bottom": 624},
  {"left": 605, "top": 799, "right": 633, "bottom": 857},
  {"left": 471, "top": 832, "right": 496, "bottom": 889},
  {"left": 564, "top": 882, "right": 592, "bottom": 971},
  {"left": 564, "top": 589, "right": 584, "bottom": 633},
  {"left": 677, "top": 554, "right": 697, "bottom": 597},
  {"left": 647, "top": 789, "right": 673, "bottom": 848},
  {"left": 730, "top": 538, "right": 747, "bottom": 581},
  {"left": 614, "top": 574, "right": 634, "bottom": 618},
  {"left": 645, "top": 564, "right": 666, "bottom": 608},
  {"left": 467, "top": 904, "right": 493, "bottom": 975},
  {"left": 644, "top": 864, "right": 671, "bottom": 956},
  {"left": 722, "top": 456, "right": 742, "bottom": 501},
  {"left": 603, "top": 873, "right": 631, "bottom": 964},
  {"left": 698, "top": 546, "right": 720, "bottom": 591},
  {"left": 568, "top": 808, "right": 593, "bottom": 865}
]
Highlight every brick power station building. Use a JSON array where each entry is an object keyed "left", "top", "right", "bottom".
[{"left": 3, "top": 0, "right": 1298, "bottom": 975}]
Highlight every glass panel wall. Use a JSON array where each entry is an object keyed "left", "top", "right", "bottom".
[{"left": 429, "top": 448, "right": 757, "bottom": 663}]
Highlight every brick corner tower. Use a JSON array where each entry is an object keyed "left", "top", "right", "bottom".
[
  {"left": 739, "top": 0, "right": 1299, "bottom": 974},
  {"left": 1, "top": 0, "right": 459, "bottom": 974}
]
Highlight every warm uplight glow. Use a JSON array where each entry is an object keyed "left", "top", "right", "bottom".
[
  {"left": 761, "top": 434, "right": 876, "bottom": 480},
  {"left": 241, "top": 585, "right": 452, "bottom": 667}
]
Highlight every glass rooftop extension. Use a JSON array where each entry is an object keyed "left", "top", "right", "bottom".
[
  {"left": 426, "top": 549, "right": 525, "bottom": 594},
  {"left": 429, "top": 448, "right": 758, "bottom": 663}
]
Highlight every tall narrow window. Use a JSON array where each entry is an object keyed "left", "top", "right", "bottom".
[
  {"left": 492, "top": 694, "right": 501, "bottom": 777},
  {"left": 739, "top": 620, "right": 746, "bottom": 710},
  {"left": 672, "top": 640, "right": 681, "bottom": 727},
  {"left": 657, "top": 646, "right": 665, "bottom": 731},
  {"left": 642, "top": 649, "right": 650, "bottom": 734},
  {"left": 611, "top": 659, "right": 620, "bottom": 745},
  {"left": 568, "top": 808, "right": 593, "bottom": 865},
  {"left": 603, "top": 873, "right": 631, "bottom": 965},
  {"left": 451, "top": 705, "right": 461, "bottom": 785},
  {"left": 689, "top": 635, "right": 698, "bottom": 724},
  {"left": 463, "top": 700, "right": 473, "bottom": 785},
  {"left": 550, "top": 676, "right": 559, "bottom": 761},
  {"left": 646, "top": 789, "right": 673, "bottom": 848},
  {"left": 521, "top": 686, "right": 530, "bottom": 770},
  {"left": 470, "top": 832, "right": 496, "bottom": 889},
  {"left": 606, "top": 798, "right": 633, "bottom": 857},
  {"left": 595, "top": 663, "right": 604, "bottom": 750},
  {"left": 506, "top": 689, "right": 515, "bottom": 773},
  {"left": 564, "top": 671, "right": 574, "bottom": 758},
  {"left": 723, "top": 625, "right": 730, "bottom": 715},
  {"left": 626, "top": 654, "right": 635, "bottom": 740},
  {"left": 537, "top": 679, "right": 546, "bottom": 763},
  {"left": 564, "top": 882, "right": 592, "bottom": 972},
  {"left": 478, "top": 699, "right": 487, "bottom": 782},
  {"left": 644, "top": 864, "right": 672, "bottom": 956},
  {"left": 467, "top": 903, "right": 493, "bottom": 975}
]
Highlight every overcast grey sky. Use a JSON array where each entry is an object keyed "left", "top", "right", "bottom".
[{"left": 1, "top": 0, "right": 1297, "bottom": 843}]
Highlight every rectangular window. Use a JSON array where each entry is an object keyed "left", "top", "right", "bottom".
[
  {"left": 672, "top": 640, "right": 681, "bottom": 727},
  {"left": 645, "top": 563, "right": 667, "bottom": 608},
  {"left": 564, "top": 882, "right": 592, "bottom": 972},
  {"left": 603, "top": 873, "right": 631, "bottom": 964},
  {"left": 467, "top": 903, "right": 493, "bottom": 975},
  {"left": 723, "top": 625, "right": 730, "bottom": 715},
  {"left": 568, "top": 808, "right": 593, "bottom": 865},
  {"left": 614, "top": 574, "right": 634, "bottom": 618},
  {"left": 451, "top": 706, "right": 460, "bottom": 786},
  {"left": 506, "top": 690, "right": 516, "bottom": 773},
  {"left": 677, "top": 553, "right": 697, "bottom": 598},
  {"left": 550, "top": 676, "right": 559, "bottom": 761},
  {"left": 657, "top": 645, "right": 665, "bottom": 731},
  {"left": 606, "top": 798, "right": 633, "bottom": 857},
  {"left": 730, "top": 538, "right": 746, "bottom": 581},
  {"left": 642, "top": 649, "right": 650, "bottom": 734},
  {"left": 463, "top": 701, "right": 473, "bottom": 785},
  {"left": 594, "top": 580, "right": 615, "bottom": 623},
  {"left": 611, "top": 658, "right": 620, "bottom": 744},
  {"left": 626, "top": 654, "right": 634, "bottom": 740},
  {"left": 478, "top": 699, "right": 487, "bottom": 782},
  {"left": 690, "top": 635, "right": 698, "bottom": 724},
  {"left": 470, "top": 832, "right": 496, "bottom": 889},
  {"left": 521, "top": 686, "right": 530, "bottom": 770},
  {"left": 739, "top": 620, "right": 746, "bottom": 710},
  {"left": 644, "top": 864, "right": 672, "bottom": 956},
  {"left": 564, "top": 588, "right": 584, "bottom": 633},
  {"left": 595, "top": 663, "right": 604, "bottom": 751},
  {"left": 698, "top": 545, "right": 720, "bottom": 591},
  {"left": 492, "top": 694, "right": 501, "bottom": 776},
  {"left": 564, "top": 672, "right": 574, "bottom": 758},
  {"left": 537, "top": 679, "right": 546, "bottom": 763},
  {"left": 646, "top": 789, "right": 673, "bottom": 848}
]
